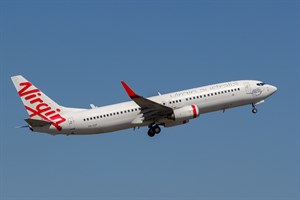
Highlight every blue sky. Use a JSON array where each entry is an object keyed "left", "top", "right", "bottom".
[{"left": 1, "top": 0, "right": 299, "bottom": 199}]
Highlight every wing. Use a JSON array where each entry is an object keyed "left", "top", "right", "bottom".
[{"left": 121, "top": 81, "right": 173, "bottom": 122}]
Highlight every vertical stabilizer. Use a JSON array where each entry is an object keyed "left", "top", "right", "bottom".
[{"left": 11, "top": 75, "right": 67, "bottom": 130}]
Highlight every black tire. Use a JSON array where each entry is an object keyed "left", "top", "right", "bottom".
[
  {"left": 252, "top": 108, "right": 257, "bottom": 114},
  {"left": 148, "top": 128, "right": 155, "bottom": 137},
  {"left": 154, "top": 126, "right": 161, "bottom": 134}
]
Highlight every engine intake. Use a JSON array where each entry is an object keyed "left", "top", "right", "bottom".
[{"left": 171, "top": 105, "right": 200, "bottom": 120}]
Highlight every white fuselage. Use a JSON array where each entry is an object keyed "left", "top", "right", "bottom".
[{"left": 33, "top": 80, "right": 277, "bottom": 135}]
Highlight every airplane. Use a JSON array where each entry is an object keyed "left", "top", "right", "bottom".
[{"left": 11, "top": 75, "right": 277, "bottom": 137}]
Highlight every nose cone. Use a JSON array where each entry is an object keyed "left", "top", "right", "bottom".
[{"left": 268, "top": 85, "right": 277, "bottom": 95}]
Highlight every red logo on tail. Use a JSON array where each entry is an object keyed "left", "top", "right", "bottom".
[{"left": 18, "top": 82, "right": 66, "bottom": 131}]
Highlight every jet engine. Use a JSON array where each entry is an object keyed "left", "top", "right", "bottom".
[
  {"left": 164, "top": 105, "right": 200, "bottom": 127},
  {"left": 171, "top": 104, "right": 200, "bottom": 120}
]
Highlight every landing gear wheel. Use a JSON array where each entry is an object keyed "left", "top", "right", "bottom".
[
  {"left": 251, "top": 104, "right": 258, "bottom": 114},
  {"left": 148, "top": 128, "right": 155, "bottom": 137},
  {"left": 153, "top": 126, "right": 161, "bottom": 134},
  {"left": 147, "top": 124, "right": 161, "bottom": 137}
]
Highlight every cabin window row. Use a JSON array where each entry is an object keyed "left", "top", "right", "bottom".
[
  {"left": 165, "top": 88, "right": 241, "bottom": 104},
  {"left": 169, "top": 99, "right": 182, "bottom": 104},
  {"left": 83, "top": 108, "right": 141, "bottom": 122},
  {"left": 185, "top": 88, "right": 241, "bottom": 101}
]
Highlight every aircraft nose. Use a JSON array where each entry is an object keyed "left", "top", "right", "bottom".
[{"left": 268, "top": 85, "right": 277, "bottom": 95}]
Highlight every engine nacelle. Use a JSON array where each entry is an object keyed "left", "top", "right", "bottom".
[
  {"left": 164, "top": 105, "right": 199, "bottom": 127},
  {"left": 171, "top": 105, "right": 200, "bottom": 120}
]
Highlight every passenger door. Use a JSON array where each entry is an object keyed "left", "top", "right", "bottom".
[
  {"left": 68, "top": 117, "right": 75, "bottom": 130},
  {"left": 244, "top": 82, "right": 252, "bottom": 94}
]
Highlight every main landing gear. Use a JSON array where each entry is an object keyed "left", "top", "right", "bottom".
[
  {"left": 148, "top": 124, "right": 161, "bottom": 137},
  {"left": 252, "top": 103, "right": 258, "bottom": 114}
]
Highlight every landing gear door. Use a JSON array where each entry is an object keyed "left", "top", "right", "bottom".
[
  {"left": 244, "top": 82, "right": 252, "bottom": 94},
  {"left": 68, "top": 117, "right": 75, "bottom": 130}
]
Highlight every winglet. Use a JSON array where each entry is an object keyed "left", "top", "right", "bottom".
[{"left": 121, "top": 81, "right": 140, "bottom": 99}]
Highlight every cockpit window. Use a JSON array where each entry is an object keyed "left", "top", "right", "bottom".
[{"left": 257, "top": 82, "right": 266, "bottom": 86}]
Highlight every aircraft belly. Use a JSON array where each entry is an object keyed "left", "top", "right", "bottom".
[
  {"left": 88, "top": 117, "right": 136, "bottom": 134},
  {"left": 198, "top": 94, "right": 252, "bottom": 114},
  {"left": 106, "top": 116, "right": 137, "bottom": 130}
]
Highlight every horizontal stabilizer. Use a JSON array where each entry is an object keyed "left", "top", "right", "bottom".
[
  {"left": 24, "top": 118, "right": 52, "bottom": 127},
  {"left": 15, "top": 125, "right": 30, "bottom": 129}
]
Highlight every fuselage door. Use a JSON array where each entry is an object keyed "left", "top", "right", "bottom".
[
  {"left": 244, "top": 82, "right": 252, "bottom": 94},
  {"left": 68, "top": 117, "right": 75, "bottom": 130}
]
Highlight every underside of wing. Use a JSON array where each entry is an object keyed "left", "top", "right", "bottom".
[
  {"left": 121, "top": 81, "right": 173, "bottom": 122},
  {"left": 137, "top": 98, "right": 173, "bottom": 121}
]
